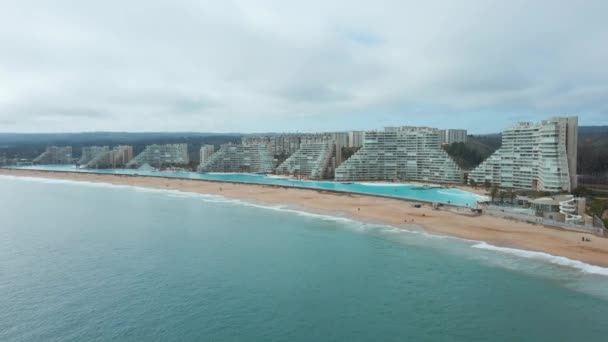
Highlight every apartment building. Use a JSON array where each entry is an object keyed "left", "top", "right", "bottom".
[
  {"left": 33, "top": 146, "right": 73, "bottom": 164},
  {"left": 348, "top": 131, "right": 365, "bottom": 148},
  {"left": 78, "top": 146, "right": 110, "bottom": 165},
  {"left": 439, "top": 129, "right": 467, "bottom": 144},
  {"left": 469, "top": 117, "right": 578, "bottom": 192},
  {"left": 242, "top": 135, "right": 301, "bottom": 156},
  {"left": 127, "top": 144, "right": 189, "bottom": 168},
  {"left": 275, "top": 142, "right": 339, "bottom": 179},
  {"left": 335, "top": 127, "right": 463, "bottom": 183},
  {"left": 84, "top": 145, "right": 133, "bottom": 168},
  {"left": 199, "top": 145, "right": 216, "bottom": 164},
  {"left": 198, "top": 144, "right": 275, "bottom": 174},
  {"left": 242, "top": 132, "right": 348, "bottom": 165}
]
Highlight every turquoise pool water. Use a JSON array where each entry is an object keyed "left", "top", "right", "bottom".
[{"left": 6, "top": 165, "right": 483, "bottom": 207}]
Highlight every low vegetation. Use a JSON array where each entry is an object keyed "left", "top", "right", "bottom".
[{"left": 443, "top": 135, "right": 500, "bottom": 170}]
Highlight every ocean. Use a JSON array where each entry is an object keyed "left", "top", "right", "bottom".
[{"left": 1, "top": 175, "right": 608, "bottom": 341}]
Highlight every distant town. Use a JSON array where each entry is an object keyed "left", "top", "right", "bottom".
[{"left": 1, "top": 116, "right": 608, "bottom": 233}]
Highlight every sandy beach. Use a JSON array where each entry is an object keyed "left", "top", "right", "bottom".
[{"left": 3, "top": 168, "right": 608, "bottom": 268}]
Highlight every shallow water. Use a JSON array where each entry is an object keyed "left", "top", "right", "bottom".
[{"left": 1, "top": 176, "right": 607, "bottom": 341}]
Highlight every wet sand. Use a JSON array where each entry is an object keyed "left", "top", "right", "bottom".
[{"left": 3, "top": 168, "right": 608, "bottom": 268}]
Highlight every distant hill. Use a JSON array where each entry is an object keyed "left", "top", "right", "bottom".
[
  {"left": 443, "top": 134, "right": 501, "bottom": 171},
  {"left": 578, "top": 126, "right": 608, "bottom": 177}
]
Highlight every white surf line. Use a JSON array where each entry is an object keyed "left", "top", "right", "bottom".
[{"left": 472, "top": 242, "right": 608, "bottom": 276}]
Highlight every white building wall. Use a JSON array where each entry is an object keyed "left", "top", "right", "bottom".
[
  {"left": 335, "top": 127, "right": 463, "bottom": 183},
  {"left": 469, "top": 117, "right": 577, "bottom": 192}
]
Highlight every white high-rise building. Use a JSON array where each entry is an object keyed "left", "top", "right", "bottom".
[
  {"left": 439, "top": 129, "right": 467, "bottom": 144},
  {"left": 83, "top": 145, "right": 133, "bottom": 169},
  {"left": 469, "top": 116, "right": 578, "bottom": 192},
  {"left": 335, "top": 127, "right": 463, "bottom": 183},
  {"left": 127, "top": 144, "right": 189, "bottom": 168},
  {"left": 79, "top": 146, "right": 110, "bottom": 165},
  {"left": 275, "top": 143, "right": 337, "bottom": 179},
  {"left": 348, "top": 131, "right": 364, "bottom": 148},
  {"left": 198, "top": 144, "right": 275, "bottom": 174},
  {"left": 242, "top": 132, "right": 348, "bottom": 167},
  {"left": 33, "top": 146, "right": 73, "bottom": 164},
  {"left": 199, "top": 145, "right": 216, "bottom": 164}
]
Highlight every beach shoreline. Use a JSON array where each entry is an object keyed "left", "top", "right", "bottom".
[{"left": 3, "top": 168, "right": 608, "bottom": 268}]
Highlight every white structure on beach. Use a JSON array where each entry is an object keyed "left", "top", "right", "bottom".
[
  {"left": 275, "top": 142, "right": 339, "bottom": 179},
  {"left": 79, "top": 146, "right": 110, "bottom": 165},
  {"left": 198, "top": 144, "right": 275, "bottom": 174},
  {"left": 84, "top": 145, "right": 133, "bottom": 168},
  {"left": 469, "top": 116, "right": 578, "bottom": 192},
  {"left": 242, "top": 132, "right": 348, "bottom": 160},
  {"left": 33, "top": 146, "right": 73, "bottom": 164},
  {"left": 348, "top": 131, "right": 365, "bottom": 148},
  {"left": 199, "top": 145, "right": 216, "bottom": 164},
  {"left": 127, "top": 144, "right": 189, "bottom": 168},
  {"left": 439, "top": 129, "right": 467, "bottom": 145},
  {"left": 335, "top": 127, "right": 463, "bottom": 183}
]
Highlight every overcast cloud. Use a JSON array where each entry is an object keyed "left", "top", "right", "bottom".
[{"left": 1, "top": 0, "right": 607, "bottom": 133}]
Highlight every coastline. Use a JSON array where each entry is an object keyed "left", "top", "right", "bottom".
[{"left": 3, "top": 168, "right": 608, "bottom": 269}]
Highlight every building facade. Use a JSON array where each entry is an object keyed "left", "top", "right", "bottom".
[
  {"left": 242, "top": 135, "right": 301, "bottom": 156},
  {"left": 198, "top": 144, "right": 275, "bottom": 174},
  {"left": 127, "top": 144, "right": 189, "bottom": 168},
  {"left": 335, "top": 127, "right": 463, "bottom": 183},
  {"left": 84, "top": 145, "right": 133, "bottom": 168},
  {"left": 33, "top": 146, "right": 73, "bottom": 164},
  {"left": 348, "top": 131, "right": 365, "bottom": 148},
  {"left": 242, "top": 132, "right": 348, "bottom": 165},
  {"left": 199, "top": 145, "right": 216, "bottom": 164},
  {"left": 469, "top": 117, "right": 578, "bottom": 192},
  {"left": 439, "top": 129, "right": 467, "bottom": 144},
  {"left": 275, "top": 142, "right": 340, "bottom": 179},
  {"left": 79, "top": 146, "right": 110, "bottom": 165}
]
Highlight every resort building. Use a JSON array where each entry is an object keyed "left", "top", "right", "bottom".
[
  {"left": 242, "top": 135, "right": 301, "bottom": 156},
  {"left": 242, "top": 132, "right": 348, "bottom": 164},
  {"left": 469, "top": 117, "right": 578, "bottom": 192},
  {"left": 275, "top": 142, "right": 341, "bottom": 179},
  {"left": 199, "top": 145, "right": 216, "bottom": 164},
  {"left": 78, "top": 146, "right": 110, "bottom": 165},
  {"left": 84, "top": 145, "right": 133, "bottom": 169},
  {"left": 198, "top": 144, "right": 275, "bottom": 174},
  {"left": 439, "top": 129, "right": 467, "bottom": 145},
  {"left": 335, "top": 127, "right": 463, "bottom": 183},
  {"left": 348, "top": 131, "right": 365, "bottom": 148},
  {"left": 127, "top": 144, "right": 189, "bottom": 168},
  {"left": 33, "top": 146, "right": 73, "bottom": 164}
]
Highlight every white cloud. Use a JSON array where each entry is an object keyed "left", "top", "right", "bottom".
[{"left": 0, "top": 0, "right": 607, "bottom": 132}]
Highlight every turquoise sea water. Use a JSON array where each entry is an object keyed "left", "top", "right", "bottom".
[
  {"left": 7, "top": 165, "right": 482, "bottom": 207},
  {"left": 1, "top": 175, "right": 608, "bottom": 341}
]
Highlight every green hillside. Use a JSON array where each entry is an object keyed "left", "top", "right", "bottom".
[{"left": 443, "top": 135, "right": 500, "bottom": 170}]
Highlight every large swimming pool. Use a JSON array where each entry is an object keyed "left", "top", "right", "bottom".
[{"left": 6, "top": 165, "right": 484, "bottom": 207}]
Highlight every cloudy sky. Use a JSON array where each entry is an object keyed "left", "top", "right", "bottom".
[{"left": 1, "top": 0, "right": 607, "bottom": 134}]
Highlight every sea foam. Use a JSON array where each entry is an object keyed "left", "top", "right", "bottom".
[{"left": 472, "top": 242, "right": 608, "bottom": 276}]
